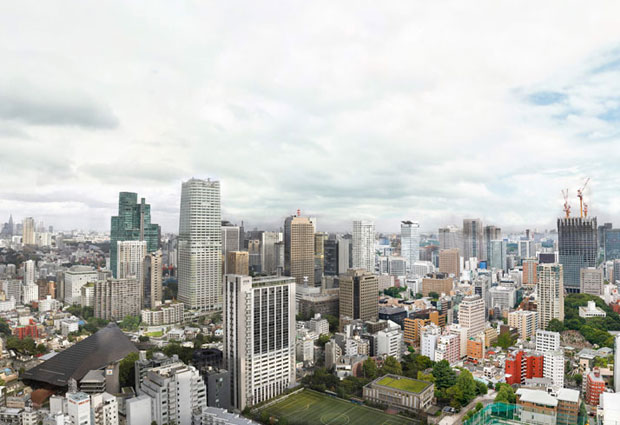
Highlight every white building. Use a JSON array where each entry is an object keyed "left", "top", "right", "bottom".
[
  {"left": 0, "top": 296, "right": 16, "bottom": 312},
  {"left": 615, "top": 334, "right": 620, "bottom": 393},
  {"left": 352, "top": 220, "right": 375, "bottom": 272},
  {"left": 126, "top": 395, "right": 152, "bottom": 425},
  {"left": 22, "top": 283, "right": 39, "bottom": 305},
  {"left": 60, "top": 318, "right": 80, "bottom": 337},
  {"left": 223, "top": 275, "right": 296, "bottom": 410},
  {"left": 535, "top": 329, "right": 560, "bottom": 352},
  {"left": 178, "top": 178, "right": 222, "bottom": 311},
  {"left": 420, "top": 324, "right": 441, "bottom": 361},
  {"left": 401, "top": 221, "right": 420, "bottom": 272},
  {"left": 117, "top": 240, "right": 147, "bottom": 283},
  {"left": 307, "top": 315, "right": 329, "bottom": 336},
  {"left": 91, "top": 392, "right": 119, "bottom": 425},
  {"left": 489, "top": 286, "right": 515, "bottom": 311},
  {"left": 64, "top": 266, "right": 98, "bottom": 305},
  {"left": 458, "top": 295, "right": 485, "bottom": 338},
  {"left": 67, "top": 392, "right": 92, "bottom": 425},
  {"left": 435, "top": 333, "right": 460, "bottom": 365},
  {"left": 579, "top": 300, "right": 606, "bottom": 318},
  {"left": 411, "top": 261, "right": 435, "bottom": 279},
  {"left": 39, "top": 295, "right": 61, "bottom": 312},
  {"left": 141, "top": 301, "right": 185, "bottom": 326},
  {"left": 375, "top": 321, "right": 403, "bottom": 361},
  {"left": 449, "top": 324, "right": 469, "bottom": 359},
  {"left": 296, "top": 336, "right": 314, "bottom": 364},
  {"left": 508, "top": 310, "right": 538, "bottom": 341},
  {"left": 141, "top": 362, "right": 206, "bottom": 425},
  {"left": 543, "top": 350, "right": 565, "bottom": 391},
  {"left": 598, "top": 392, "right": 620, "bottom": 425},
  {"left": 24, "top": 260, "right": 35, "bottom": 285},
  {"left": 537, "top": 264, "right": 564, "bottom": 331},
  {"left": 193, "top": 407, "right": 261, "bottom": 425},
  {"left": 81, "top": 284, "right": 95, "bottom": 308},
  {"left": 580, "top": 267, "right": 603, "bottom": 295}
]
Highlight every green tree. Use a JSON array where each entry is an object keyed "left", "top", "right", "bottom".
[
  {"left": 454, "top": 369, "right": 477, "bottom": 406},
  {"left": 428, "top": 292, "right": 439, "bottom": 299},
  {"left": 475, "top": 380, "right": 488, "bottom": 396},
  {"left": 317, "top": 334, "right": 331, "bottom": 348},
  {"left": 324, "top": 315, "right": 339, "bottom": 333},
  {"left": 119, "top": 352, "right": 139, "bottom": 389},
  {"left": 547, "top": 318, "right": 565, "bottom": 333},
  {"left": 362, "top": 357, "right": 378, "bottom": 379},
  {"left": 497, "top": 332, "right": 514, "bottom": 350},
  {"left": 432, "top": 360, "right": 456, "bottom": 389},
  {"left": 494, "top": 384, "right": 516, "bottom": 404},
  {"left": 380, "top": 356, "right": 403, "bottom": 376},
  {"left": 120, "top": 315, "right": 141, "bottom": 331},
  {"left": 574, "top": 373, "right": 583, "bottom": 386},
  {"left": 418, "top": 371, "right": 435, "bottom": 382}
]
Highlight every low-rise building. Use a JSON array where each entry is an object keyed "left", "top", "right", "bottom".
[
  {"left": 363, "top": 375, "right": 434, "bottom": 412},
  {"left": 141, "top": 301, "right": 184, "bottom": 325},
  {"left": 579, "top": 300, "right": 606, "bottom": 318}
]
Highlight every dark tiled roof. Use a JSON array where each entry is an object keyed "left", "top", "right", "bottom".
[{"left": 23, "top": 323, "right": 137, "bottom": 387}]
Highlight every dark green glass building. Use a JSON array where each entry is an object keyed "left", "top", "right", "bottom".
[{"left": 110, "top": 192, "right": 160, "bottom": 277}]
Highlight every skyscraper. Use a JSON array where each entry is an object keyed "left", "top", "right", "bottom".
[
  {"left": 462, "top": 219, "right": 482, "bottom": 262},
  {"left": 178, "top": 178, "right": 222, "bottom": 311},
  {"left": 260, "top": 231, "right": 280, "bottom": 275},
  {"left": 94, "top": 278, "right": 142, "bottom": 321},
  {"left": 337, "top": 236, "right": 351, "bottom": 274},
  {"left": 223, "top": 275, "right": 295, "bottom": 410},
  {"left": 116, "top": 240, "right": 147, "bottom": 282},
  {"left": 221, "top": 223, "right": 240, "bottom": 274},
  {"left": 439, "top": 225, "right": 461, "bottom": 251},
  {"left": 458, "top": 295, "right": 485, "bottom": 338},
  {"left": 401, "top": 221, "right": 420, "bottom": 272},
  {"left": 110, "top": 192, "right": 160, "bottom": 278},
  {"left": 314, "top": 232, "right": 327, "bottom": 285},
  {"left": 483, "top": 225, "right": 501, "bottom": 262},
  {"left": 339, "top": 269, "right": 378, "bottom": 322},
  {"left": 537, "top": 263, "right": 564, "bottom": 330},
  {"left": 324, "top": 239, "right": 339, "bottom": 276},
  {"left": 557, "top": 217, "right": 597, "bottom": 293},
  {"left": 604, "top": 228, "right": 620, "bottom": 262},
  {"left": 489, "top": 240, "right": 507, "bottom": 272},
  {"left": 284, "top": 216, "right": 314, "bottom": 286},
  {"left": 352, "top": 220, "right": 375, "bottom": 272},
  {"left": 22, "top": 217, "right": 36, "bottom": 245},
  {"left": 226, "top": 251, "right": 249, "bottom": 275},
  {"left": 143, "top": 250, "right": 163, "bottom": 309}
]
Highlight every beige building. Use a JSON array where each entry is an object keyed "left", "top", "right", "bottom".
[
  {"left": 363, "top": 375, "right": 434, "bottom": 412},
  {"left": 144, "top": 249, "right": 163, "bottom": 309},
  {"left": 421, "top": 273, "right": 453, "bottom": 297},
  {"left": 226, "top": 251, "right": 249, "bottom": 275},
  {"left": 522, "top": 258, "right": 538, "bottom": 286},
  {"left": 580, "top": 267, "right": 603, "bottom": 296},
  {"left": 439, "top": 249, "right": 460, "bottom": 277},
  {"left": 508, "top": 310, "right": 538, "bottom": 340},
  {"left": 537, "top": 264, "right": 564, "bottom": 331},
  {"left": 339, "top": 269, "right": 378, "bottom": 322},
  {"left": 141, "top": 300, "right": 184, "bottom": 325},
  {"left": 458, "top": 295, "right": 485, "bottom": 338},
  {"left": 284, "top": 216, "right": 315, "bottom": 286},
  {"left": 22, "top": 217, "right": 36, "bottom": 246},
  {"left": 94, "top": 278, "right": 141, "bottom": 321}
]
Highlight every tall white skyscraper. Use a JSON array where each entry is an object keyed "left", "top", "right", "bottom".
[
  {"left": 224, "top": 275, "right": 296, "bottom": 410},
  {"left": 117, "top": 240, "right": 147, "bottom": 282},
  {"left": 23, "top": 259, "right": 35, "bottom": 285},
  {"left": 536, "top": 263, "right": 564, "bottom": 331},
  {"left": 401, "top": 220, "right": 420, "bottom": 272},
  {"left": 178, "top": 178, "right": 222, "bottom": 311},
  {"left": 352, "top": 220, "right": 375, "bottom": 272}
]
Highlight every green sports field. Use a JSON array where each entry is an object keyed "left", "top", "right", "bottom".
[{"left": 261, "top": 389, "right": 419, "bottom": 425}]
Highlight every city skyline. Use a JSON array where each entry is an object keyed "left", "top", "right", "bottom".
[{"left": 2, "top": 3, "right": 620, "bottom": 232}]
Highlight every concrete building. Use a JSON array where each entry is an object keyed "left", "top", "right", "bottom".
[
  {"left": 537, "top": 264, "right": 564, "bottom": 331},
  {"left": 420, "top": 324, "right": 441, "bottom": 361},
  {"left": 489, "top": 286, "right": 516, "bottom": 311},
  {"left": 535, "top": 330, "right": 560, "bottom": 352},
  {"left": 141, "top": 362, "right": 206, "bottom": 425},
  {"left": 67, "top": 392, "right": 92, "bottom": 425},
  {"left": 557, "top": 217, "right": 597, "bottom": 293},
  {"left": 522, "top": 258, "right": 538, "bottom": 285},
  {"left": 178, "top": 178, "right": 222, "bottom": 311},
  {"left": 376, "top": 321, "right": 404, "bottom": 361},
  {"left": 401, "top": 221, "right": 420, "bottom": 272},
  {"left": 615, "top": 335, "right": 620, "bottom": 393},
  {"left": 226, "top": 251, "right": 249, "bottom": 276},
  {"left": 363, "top": 375, "right": 434, "bottom": 412},
  {"left": 141, "top": 301, "right": 184, "bottom": 325},
  {"left": 543, "top": 350, "right": 565, "bottom": 391},
  {"left": 439, "top": 225, "right": 461, "bottom": 251},
  {"left": 91, "top": 392, "right": 119, "bottom": 425},
  {"left": 64, "top": 266, "right": 98, "bottom": 305},
  {"left": 126, "top": 395, "right": 152, "bottom": 425},
  {"left": 352, "top": 220, "right": 375, "bottom": 273},
  {"left": 579, "top": 300, "right": 606, "bottom": 318},
  {"left": 284, "top": 216, "right": 315, "bottom": 286},
  {"left": 581, "top": 267, "right": 603, "bottom": 295},
  {"left": 508, "top": 310, "right": 538, "bottom": 341},
  {"left": 117, "top": 240, "right": 147, "bottom": 283},
  {"left": 598, "top": 392, "right": 620, "bottom": 425},
  {"left": 221, "top": 224, "right": 240, "bottom": 274},
  {"left": 339, "top": 269, "right": 378, "bottom": 322},
  {"left": 223, "top": 275, "right": 296, "bottom": 410},
  {"left": 458, "top": 295, "right": 485, "bottom": 338},
  {"left": 438, "top": 249, "right": 460, "bottom": 277},
  {"left": 434, "top": 334, "right": 460, "bottom": 365},
  {"left": 94, "top": 279, "right": 141, "bottom": 321},
  {"left": 585, "top": 368, "right": 606, "bottom": 406},
  {"left": 143, "top": 250, "right": 163, "bottom": 309},
  {"left": 462, "top": 219, "right": 483, "bottom": 261},
  {"left": 421, "top": 273, "right": 453, "bottom": 297}
]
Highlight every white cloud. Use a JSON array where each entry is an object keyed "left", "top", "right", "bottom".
[{"left": 1, "top": 1, "right": 620, "bottom": 233}]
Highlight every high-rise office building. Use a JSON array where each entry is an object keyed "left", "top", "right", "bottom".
[
  {"left": 178, "top": 178, "right": 222, "bottom": 311},
  {"left": 401, "top": 221, "right": 420, "bottom": 271},
  {"left": 483, "top": 225, "right": 501, "bottom": 262},
  {"left": 537, "top": 264, "right": 564, "bottom": 330},
  {"left": 117, "top": 240, "right": 147, "bottom": 282},
  {"left": 439, "top": 225, "right": 461, "bottom": 251},
  {"left": 438, "top": 249, "right": 460, "bottom": 277},
  {"left": 458, "top": 295, "right": 485, "bottom": 338},
  {"left": 143, "top": 250, "right": 163, "bottom": 309},
  {"left": 94, "top": 279, "right": 141, "bottom": 321},
  {"left": 462, "top": 219, "right": 483, "bottom": 261},
  {"left": 605, "top": 228, "right": 620, "bottom": 262},
  {"left": 226, "top": 251, "right": 249, "bottom": 275},
  {"left": 284, "top": 216, "right": 315, "bottom": 286},
  {"left": 489, "top": 240, "right": 507, "bottom": 272},
  {"left": 260, "top": 231, "right": 280, "bottom": 275},
  {"left": 221, "top": 223, "right": 240, "bottom": 274},
  {"left": 337, "top": 236, "right": 351, "bottom": 274},
  {"left": 110, "top": 192, "right": 160, "bottom": 279},
  {"left": 22, "top": 217, "right": 36, "bottom": 245},
  {"left": 223, "top": 275, "right": 295, "bottom": 410},
  {"left": 580, "top": 267, "right": 603, "bottom": 296},
  {"left": 324, "top": 239, "right": 339, "bottom": 276},
  {"left": 522, "top": 259, "right": 538, "bottom": 285},
  {"left": 352, "top": 220, "right": 375, "bottom": 272},
  {"left": 557, "top": 217, "right": 597, "bottom": 293},
  {"left": 314, "top": 232, "right": 327, "bottom": 286},
  {"left": 339, "top": 269, "right": 378, "bottom": 322},
  {"left": 23, "top": 259, "right": 35, "bottom": 285},
  {"left": 518, "top": 239, "right": 535, "bottom": 259}
]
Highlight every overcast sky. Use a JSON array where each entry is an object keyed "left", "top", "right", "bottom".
[{"left": 1, "top": 2, "right": 620, "bottom": 234}]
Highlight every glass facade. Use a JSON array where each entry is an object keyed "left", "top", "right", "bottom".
[
  {"left": 557, "top": 217, "right": 597, "bottom": 293},
  {"left": 605, "top": 229, "right": 620, "bottom": 262},
  {"left": 110, "top": 192, "right": 160, "bottom": 278}
]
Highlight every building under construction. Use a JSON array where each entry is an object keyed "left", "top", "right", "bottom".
[{"left": 557, "top": 217, "right": 597, "bottom": 293}]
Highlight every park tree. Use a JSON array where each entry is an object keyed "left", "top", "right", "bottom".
[
  {"left": 497, "top": 332, "right": 514, "bottom": 350},
  {"left": 432, "top": 360, "right": 456, "bottom": 389},
  {"left": 362, "top": 358, "right": 378, "bottom": 379},
  {"left": 547, "top": 319, "right": 565, "bottom": 333},
  {"left": 380, "top": 356, "right": 403, "bottom": 376}
]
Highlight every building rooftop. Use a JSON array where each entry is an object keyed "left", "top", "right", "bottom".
[
  {"left": 374, "top": 375, "right": 431, "bottom": 394},
  {"left": 557, "top": 388, "right": 580, "bottom": 403},
  {"left": 516, "top": 388, "right": 558, "bottom": 407}
]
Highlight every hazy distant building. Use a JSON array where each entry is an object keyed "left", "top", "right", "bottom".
[
  {"left": 401, "top": 221, "right": 420, "bottom": 271},
  {"left": 221, "top": 224, "right": 240, "bottom": 274},
  {"left": 226, "top": 251, "right": 249, "bottom": 275},
  {"left": 260, "top": 231, "right": 280, "bottom": 274},
  {"left": 314, "top": 232, "right": 327, "bottom": 285},
  {"left": 439, "top": 249, "right": 460, "bottom": 277},
  {"left": 537, "top": 264, "right": 564, "bottom": 330},
  {"left": 178, "top": 178, "right": 222, "bottom": 311},
  {"left": 223, "top": 275, "right": 295, "bottom": 410},
  {"left": 439, "top": 226, "right": 461, "bottom": 252},
  {"left": 284, "top": 216, "right": 315, "bottom": 286},
  {"left": 557, "top": 217, "right": 597, "bottom": 293},
  {"left": 339, "top": 269, "right": 378, "bottom": 322},
  {"left": 604, "top": 228, "right": 620, "bottom": 262},
  {"left": 22, "top": 217, "right": 36, "bottom": 245},
  {"left": 463, "top": 219, "right": 483, "bottom": 261},
  {"left": 483, "top": 225, "right": 501, "bottom": 262},
  {"left": 489, "top": 240, "right": 507, "bottom": 271},
  {"left": 352, "top": 220, "right": 375, "bottom": 272},
  {"left": 337, "top": 237, "right": 351, "bottom": 274},
  {"left": 580, "top": 267, "right": 603, "bottom": 295},
  {"left": 110, "top": 192, "right": 160, "bottom": 279}
]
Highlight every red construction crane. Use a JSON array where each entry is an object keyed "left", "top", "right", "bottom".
[
  {"left": 577, "top": 177, "right": 590, "bottom": 218},
  {"left": 562, "top": 189, "right": 571, "bottom": 218}
]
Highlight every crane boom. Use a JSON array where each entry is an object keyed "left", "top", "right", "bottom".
[
  {"left": 577, "top": 177, "right": 590, "bottom": 218},
  {"left": 562, "top": 189, "right": 571, "bottom": 218}
]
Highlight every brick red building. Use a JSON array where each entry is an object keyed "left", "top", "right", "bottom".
[
  {"left": 13, "top": 324, "right": 40, "bottom": 340},
  {"left": 585, "top": 368, "right": 606, "bottom": 406},
  {"left": 505, "top": 350, "right": 544, "bottom": 385}
]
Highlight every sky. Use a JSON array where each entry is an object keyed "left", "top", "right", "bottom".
[{"left": 1, "top": 1, "right": 620, "bottom": 234}]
